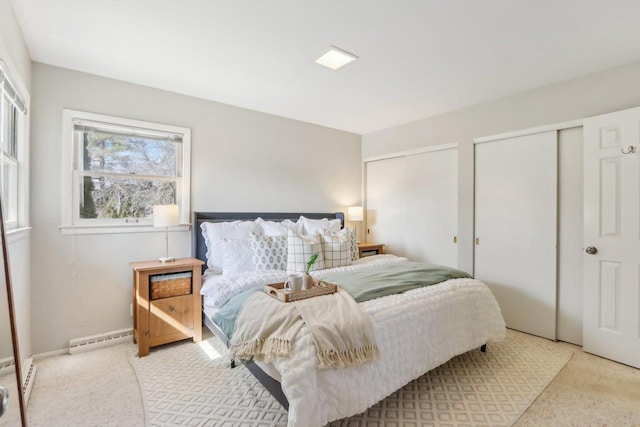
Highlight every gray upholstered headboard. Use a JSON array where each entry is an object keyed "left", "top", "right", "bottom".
[{"left": 191, "top": 211, "right": 345, "bottom": 271}]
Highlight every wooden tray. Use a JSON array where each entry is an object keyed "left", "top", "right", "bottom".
[{"left": 264, "top": 280, "right": 337, "bottom": 302}]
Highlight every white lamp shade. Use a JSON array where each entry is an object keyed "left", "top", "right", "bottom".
[
  {"left": 153, "top": 204, "right": 179, "bottom": 227},
  {"left": 347, "top": 206, "right": 363, "bottom": 222}
]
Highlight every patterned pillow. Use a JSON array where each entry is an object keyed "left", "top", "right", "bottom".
[
  {"left": 320, "top": 229, "right": 352, "bottom": 268},
  {"left": 348, "top": 228, "right": 359, "bottom": 261},
  {"left": 249, "top": 233, "right": 287, "bottom": 271},
  {"left": 287, "top": 230, "right": 325, "bottom": 273}
]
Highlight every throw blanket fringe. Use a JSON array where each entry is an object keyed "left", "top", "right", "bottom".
[
  {"left": 317, "top": 344, "right": 379, "bottom": 369},
  {"left": 230, "top": 337, "right": 291, "bottom": 362}
]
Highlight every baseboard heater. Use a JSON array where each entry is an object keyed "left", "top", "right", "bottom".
[
  {"left": 69, "top": 328, "right": 133, "bottom": 355},
  {"left": 0, "top": 357, "right": 36, "bottom": 405},
  {"left": 22, "top": 358, "right": 36, "bottom": 404}
]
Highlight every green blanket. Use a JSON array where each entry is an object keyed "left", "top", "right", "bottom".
[
  {"left": 213, "top": 262, "right": 471, "bottom": 340},
  {"left": 321, "top": 262, "right": 471, "bottom": 302}
]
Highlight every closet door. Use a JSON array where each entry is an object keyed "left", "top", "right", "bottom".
[
  {"left": 366, "top": 156, "right": 406, "bottom": 253},
  {"left": 474, "top": 131, "right": 557, "bottom": 340},
  {"left": 583, "top": 107, "right": 640, "bottom": 368},
  {"left": 366, "top": 146, "right": 458, "bottom": 268},
  {"left": 404, "top": 149, "right": 458, "bottom": 267}
]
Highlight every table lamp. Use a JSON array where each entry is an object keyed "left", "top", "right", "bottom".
[
  {"left": 347, "top": 206, "right": 363, "bottom": 242},
  {"left": 153, "top": 204, "right": 179, "bottom": 263}
]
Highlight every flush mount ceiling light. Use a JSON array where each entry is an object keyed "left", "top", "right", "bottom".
[{"left": 315, "top": 46, "right": 359, "bottom": 70}]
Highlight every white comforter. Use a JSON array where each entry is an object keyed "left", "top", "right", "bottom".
[{"left": 201, "top": 256, "right": 506, "bottom": 426}]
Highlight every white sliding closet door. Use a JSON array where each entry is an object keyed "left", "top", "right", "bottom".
[
  {"left": 366, "top": 156, "right": 406, "bottom": 254},
  {"left": 405, "top": 149, "right": 458, "bottom": 267},
  {"left": 474, "top": 131, "right": 557, "bottom": 340},
  {"left": 366, "top": 146, "right": 458, "bottom": 268}
]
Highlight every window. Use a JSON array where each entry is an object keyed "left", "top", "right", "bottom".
[
  {"left": 62, "top": 110, "right": 191, "bottom": 233},
  {"left": 0, "top": 60, "right": 28, "bottom": 230}
]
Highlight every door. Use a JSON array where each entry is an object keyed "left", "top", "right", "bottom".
[
  {"left": 583, "top": 107, "right": 640, "bottom": 368},
  {"left": 404, "top": 149, "right": 458, "bottom": 267},
  {"left": 366, "top": 156, "right": 406, "bottom": 255},
  {"left": 474, "top": 131, "right": 557, "bottom": 340},
  {"left": 366, "top": 146, "right": 458, "bottom": 268},
  {"left": 0, "top": 269, "right": 21, "bottom": 426},
  {"left": 0, "top": 194, "right": 26, "bottom": 425}
]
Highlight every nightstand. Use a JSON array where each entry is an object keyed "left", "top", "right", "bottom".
[
  {"left": 131, "top": 257, "right": 204, "bottom": 357},
  {"left": 358, "top": 242, "right": 385, "bottom": 257}
]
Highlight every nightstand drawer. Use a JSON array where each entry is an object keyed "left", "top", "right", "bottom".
[
  {"left": 357, "top": 243, "right": 385, "bottom": 258},
  {"left": 149, "top": 294, "right": 194, "bottom": 345},
  {"left": 150, "top": 272, "right": 192, "bottom": 300}
]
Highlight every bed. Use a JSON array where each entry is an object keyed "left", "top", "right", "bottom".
[{"left": 192, "top": 211, "right": 506, "bottom": 427}]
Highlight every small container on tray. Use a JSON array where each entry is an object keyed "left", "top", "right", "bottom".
[{"left": 264, "top": 279, "right": 337, "bottom": 302}]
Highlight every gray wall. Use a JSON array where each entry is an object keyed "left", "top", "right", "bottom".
[
  {"left": 363, "top": 60, "right": 640, "bottom": 274},
  {"left": 30, "top": 63, "right": 361, "bottom": 353}
]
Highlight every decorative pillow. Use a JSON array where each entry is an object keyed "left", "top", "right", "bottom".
[
  {"left": 297, "top": 216, "right": 342, "bottom": 235},
  {"left": 287, "top": 230, "right": 325, "bottom": 273},
  {"left": 256, "top": 217, "right": 300, "bottom": 236},
  {"left": 221, "top": 239, "right": 254, "bottom": 275},
  {"left": 201, "top": 221, "right": 260, "bottom": 273},
  {"left": 320, "top": 229, "right": 352, "bottom": 268},
  {"left": 249, "top": 233, "right": 288, "bottom": 271},
  {"left": 348, "top": 227, "right": 359, "bottom": 261}
]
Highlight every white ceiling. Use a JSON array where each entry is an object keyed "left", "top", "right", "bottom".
[{"left": 10, "top": 0, "right": 640, "bottom": 134}]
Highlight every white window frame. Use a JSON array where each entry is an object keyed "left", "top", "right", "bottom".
[
  {"left": 0, "top": 59, "right": 29, "bottom": 234},
  {"left": 61, "top": 110, "right": 191, "bottom": 235}
]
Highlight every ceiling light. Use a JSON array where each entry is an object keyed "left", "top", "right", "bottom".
[{"left": 315, "top": 46, "right": 358, "bottom": 70}]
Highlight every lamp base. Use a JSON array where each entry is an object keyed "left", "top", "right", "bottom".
[{"left": 158, "top": 256, "right": 176, "bottom": 263}]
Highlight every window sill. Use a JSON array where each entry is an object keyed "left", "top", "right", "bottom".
[
  {"left": 59, "top": 224, "right": 191, "bottom": 236},
  {"left": 6, "top": 226, "right": 31, "bottom": 244}
]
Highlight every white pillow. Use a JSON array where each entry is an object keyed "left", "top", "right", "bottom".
[
  {"left": 297, "top": 216, "right": 342, "bottom": 235},
  {"left": 320, "top": 229, "right": 352, "bottom": 268},
  {"left": 249, "top": 233, "right": 288, "bottom": 271},
  {"left": 221, "top": 239, "right": 254, "bottom": 275},
  {"left": 255, "top": 217, "right": 300, "bottom": 236},
  {"left": 326, "top": 218, "right": 342, "bottom": 232},
  {"left": 201, "top": 221, "right": 261, "bottom": 273},
  {"left": 287, "top": 230, "right": 325, "bottom": 273},
  {"left": 348, "top": 227, "right": 359, "bottom": 261}
]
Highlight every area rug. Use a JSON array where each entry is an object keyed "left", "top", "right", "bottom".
[{"left": 129, "top": 329, "right": 572, "bottom": 427}]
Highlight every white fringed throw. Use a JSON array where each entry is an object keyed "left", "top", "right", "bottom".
[{"left": 230, "top": 289, "right": 379, "bottom": 369}]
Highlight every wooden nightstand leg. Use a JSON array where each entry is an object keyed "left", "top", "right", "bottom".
[
  {"left": 132, "top": 271, "right": 137, "bottom": 344},
  {"left": 137, "top": 271, "right": 150, "bottom": 357},
  {"left": 192, "top": 266, "right": 202, "bottom": 342}
]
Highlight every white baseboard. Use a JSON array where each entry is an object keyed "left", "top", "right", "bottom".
[
  {"left": 0, "top": 356, "right": 15, "bottom": 375},
  {"left": 32, "top": 348, "right": 67, "bottom": 360},
  {"left": 69, "top": 328, "right": 133, "bottom": 355}
]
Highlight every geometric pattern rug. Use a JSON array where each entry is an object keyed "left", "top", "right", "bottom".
[{"left": 130, "top": 329, "right": 572, "bottom": 427}]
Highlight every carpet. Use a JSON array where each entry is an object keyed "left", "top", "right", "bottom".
[{"left": 129, "top": 329, "right": 572, "bottom": 427}]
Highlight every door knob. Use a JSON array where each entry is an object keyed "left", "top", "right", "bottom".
[{"left": 585, "top": 246, "right": 598, "bottom": 255}]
